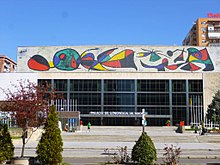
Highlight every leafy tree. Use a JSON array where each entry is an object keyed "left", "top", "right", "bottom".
[
  {"left": 1, "top": 80, "right": 51, "bottom": 157},
  {"left": 206, "top": 90, "right": 220, "bottom": 130},
  {"left": 0, "top": 124, "right": 15, "bottom": 163},
  {"left": 131, "top": 132, "right": 157, "bottom": 164},
  {"left": 36, "top": 105, "right": 63, "bottom": 165}
]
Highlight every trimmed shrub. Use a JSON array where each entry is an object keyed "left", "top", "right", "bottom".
[
  {"left": 36, "top": 105, "right": 63, "bottom": 165},
  {"left": 131, "top": 132, "right": 157, "bottom": 164},
  {"left": 0, "top": 124, "right": 15, "bottom": 164}
]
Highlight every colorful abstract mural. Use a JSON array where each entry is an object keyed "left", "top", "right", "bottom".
[
  {"left": 140, "top": 47, "right": 214, "bottom": 71},
  {"left": 27, "top": 47, "right": 214, "bottom": 72},
  {"left": 28, "top": 48, "right": 137, "bottom": 71}
]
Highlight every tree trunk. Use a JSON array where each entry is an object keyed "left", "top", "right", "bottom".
[{"left": 21, "top": 128, "right": 27, "bottom": 157}]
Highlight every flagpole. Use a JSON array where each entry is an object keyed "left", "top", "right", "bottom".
[
  {"left": 200, "top": 95, "right": 203, "bottom": 122},
  {"left": 196, "top": 96, "right": 198, "bottom": 124},
  {"left": 193, "top": 96, "right": 195, "bottom": 125},
  {"left": 190, "top": 96, "right": 193, "bottom": 125},
  {"left": 197, "top": 95, "right": 200, "bottom": 124}
]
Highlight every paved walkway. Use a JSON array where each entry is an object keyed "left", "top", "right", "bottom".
[{"left": 13, "top": 126, "right": 220, "bottom": 164}]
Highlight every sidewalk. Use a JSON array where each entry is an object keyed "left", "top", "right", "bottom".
[{"left": 13, "top": 126, "right": 220, "bottom": 159}]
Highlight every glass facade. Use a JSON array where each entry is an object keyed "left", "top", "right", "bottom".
[{"left": 38, "top": 79, "right": 203, "bottom": 126}]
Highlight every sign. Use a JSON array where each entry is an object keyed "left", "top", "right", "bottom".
[
  {"left": 207, "top": 13, "right": 220, "bottom": 18},
  {"left": 90, "top": 111, "right": 142, "bottom": 116}
]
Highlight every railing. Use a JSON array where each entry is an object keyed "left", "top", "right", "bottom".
[
  {"left": 209, "top": 43, "right": 220, "bottom": 47},
  {"left": 0, "top": 118, "right": 17, "bottom": 127},
  {"left": 208, "top": 29, "right": 220, "bottom": 32},
  {"left": 190, "top": 122, "right": 219, "bottom": 129}
]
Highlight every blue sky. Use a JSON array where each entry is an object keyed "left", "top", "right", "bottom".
[{"left": 0, "top": 0, "right": 219, "bottom": 62}]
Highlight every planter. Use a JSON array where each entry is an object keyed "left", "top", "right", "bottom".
[
  {"left": 11, "top": 157, "right": 29, "bottom": 165},
  {"left": 176, "top": 125, "right": 185, "bottom": 133},
  {"left": 165, "top": 120, "right": 171, "bottom": 126}
]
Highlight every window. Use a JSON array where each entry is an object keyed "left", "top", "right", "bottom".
[
  {"left": 104, "top": 80, "right": 134, "bottom": 91},
  {"left": 189, "top": 80, "right": 203, "bottom": 92},
  {"left": 104, "top": 93, "right": 134, "bottom": 105},
  {"left": 172, "top": 107, "right": 186, "bottom": 125},
  {"left": 172, "top": 80, "right": 186, "bottom": 92},
  {"left": 70, "top": 79, "right": 101, "bottom": 91},
  {"left": 201, "top": 28, "right": 206, "bottom": 32},
  {"left": 78, "top": 106, "right": 101, "bottom": 114},
  {"left": 201, "top": 34, "right": 206, "bottom": 38},
  {"left": 172, "top": 94, "right": 186, "bottom": 105},
  {"left": 70, "top": 93, "right": 101, "bottom": 105},
  {"left": 54, "top": 79, "right": 67, "bottom": 91},
  {"left": 137, "top": 80, "right": 169, "bottom": 92},
  {"left": 137, "top": 107, "right": 170, "bottom": 115},
  {"left": 137, "top": 93, "right": 169, "bottom": 105},
  {"left": 104, "top": 107, "right": 134, "bottom": 112},
  {"left": 38, "top": 79, "right": 52, "bottom": 87}
]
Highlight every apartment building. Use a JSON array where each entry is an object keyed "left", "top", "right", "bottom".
[
  {"left": 183, "top": 17, "right": 220, "bottom": 47},
  {"left": 0, "top": 55, "right": 17, "bottom": 72}
]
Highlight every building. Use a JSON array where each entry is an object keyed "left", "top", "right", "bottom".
[
  {"left": 182, "top": 17, "right": 220, "bottom": 47},
  {"left": 0, "top": 55, "right": 17, "bottom": 72},
  {"left": 1, "top": 45, "right": 220, "bottom": 126}
]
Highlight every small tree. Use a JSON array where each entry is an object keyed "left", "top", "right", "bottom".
[
  {"left": 1, "top": 80, "right": 51, "bottom": 157},
  {"left": 131, "top": 132, "right": 157, "bottom": 164},
  {"left": 36, "top": 105, "right": 63, "bottom": 165},
  {"left": 207, "top": 90, "right": 220, "bottom": 130},
  {"left": 163, "top": 144, "right": 181, "bottom": 165},
  {"left": 112, "top": 146, "right": 131, "bottom": 164},
  {"left": 0, "top": 124, "right": 15, "bottom": 163}
]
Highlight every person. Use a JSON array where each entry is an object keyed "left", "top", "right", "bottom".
[
  {"left": 87, "top": 122, "right": 91, "bottom": 132},
  {"left": 80, "top": 120, "right": 83, "bottom": 131},
  {"left": 64, "top": 123, "right": 69, "bottom": 132}
]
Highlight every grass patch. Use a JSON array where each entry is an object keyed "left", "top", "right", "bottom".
[
  {"left": 12, "top": 136, "right": 21, "bottom": 139},
  {"left": 9, "top": 127, "right": 22, "bottom": 138},
  {"left": 185, "top": 128, "right": 196, "bottom": 131}
]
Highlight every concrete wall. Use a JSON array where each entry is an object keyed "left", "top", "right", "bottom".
[
  {"left": 203, "top": 72, "right": 220, "bottom": 113},
  {"left": 37, "top": 72, "right": 202, "bottom": 80},
  {"left": 17, "top": 45, "right": 220, "bottom": 73}
]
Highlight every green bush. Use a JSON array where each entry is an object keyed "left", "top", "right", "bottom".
[
  {"left": 36, "top": 105, "right": 63, "bottom": 165},
  {"left": 131, "top": 132, "right": 157, "bottom": 164},
  {"left": 0, "top": 124, "right": 15, "bottom": 164}
]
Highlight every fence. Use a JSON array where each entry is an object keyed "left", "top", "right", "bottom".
[{"left": 190, "top": 122, "right": 219, "bottom": 129}]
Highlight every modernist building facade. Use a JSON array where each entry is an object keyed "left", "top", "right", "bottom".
[
  {"left": 182, "top": 18, "right": 220, "bottom": 47},
  {"left": 2, "top": 45, "right": 220, "bottom": 126}
]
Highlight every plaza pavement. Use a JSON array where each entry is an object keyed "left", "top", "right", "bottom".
[{"left": 13, "top": 126, "right": 220, "bottom": 164}]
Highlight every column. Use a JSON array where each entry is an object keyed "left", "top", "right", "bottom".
[
  {"left": 186, "top": 80, "right": 190, "bottom": 125},
  {"left": 169, "top": 80, "right": 173, "bottom": 125}
]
